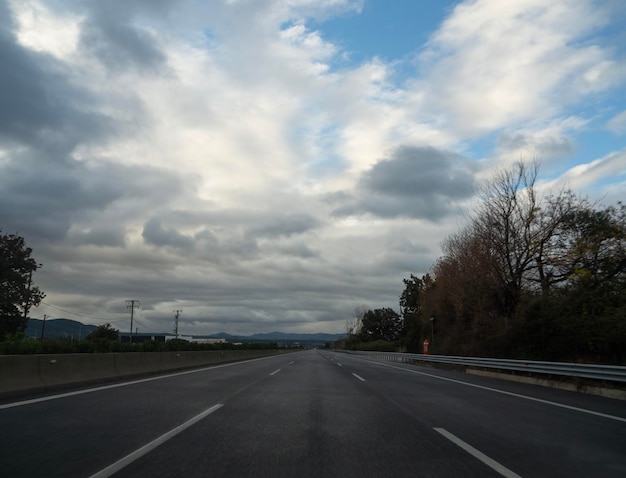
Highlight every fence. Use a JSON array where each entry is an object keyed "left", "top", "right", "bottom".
[{"left": 347, "top": 351, "right": 626, "bottom": 383}]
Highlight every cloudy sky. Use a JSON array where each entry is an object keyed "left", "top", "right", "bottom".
[{"left": 3, "top": 0, "right": 625, "bottom": 337}]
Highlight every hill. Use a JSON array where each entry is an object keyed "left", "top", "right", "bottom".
[
  {"left": 24, "top": 318, "right": 98, "bottom": 340},
  {"left": 24, "top": 319, "right": 344, "bottom": 345}
]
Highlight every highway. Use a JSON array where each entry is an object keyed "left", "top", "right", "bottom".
[{"left": 1, "top": 349, "right": 625, "bottom": 477}]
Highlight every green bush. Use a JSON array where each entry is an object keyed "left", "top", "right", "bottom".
[
  {"left": 346, "top": 339, "right": 400, "bottom": 352},
  {"left": 0, "top": 333, "right": 42, "bottom": 354}
]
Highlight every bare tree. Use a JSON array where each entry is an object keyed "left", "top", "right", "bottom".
[
  {"left": 346, "top": 305, "right": 367, "bottom": 337},
  {"left": 472, "top": 160, "right": 541, "bottom": 319}
]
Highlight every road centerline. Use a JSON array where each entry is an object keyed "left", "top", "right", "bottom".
[{"left": 352, "top": 373, "right": 366, "bottom": 382}]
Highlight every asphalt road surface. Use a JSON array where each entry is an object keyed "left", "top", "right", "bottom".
[{"left": 1, "top": 349, "right": 625, "bottom": 477}]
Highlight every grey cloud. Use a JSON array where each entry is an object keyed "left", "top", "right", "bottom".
[
  {"left": 137, "top": 210, "right": 318, "bottom": 263},
  {"left": 79, "top": 21, "right": 166, "bottom": 73},
  {"left": 266, "top": 242, "right": 319, "bottom": 259},
  {"left": 70, "top": 227, "right": 127, "bottom": 248},
  {"left": 0, "top": 10, "right": 113, "bottom": 150},
  {"left": 279, "top": 243, "right": 318, "bottom": 259},
  {"left": 77, "top": 1, "right": 173, "bottom": 74},
  {"left": 0, "top": 2, "right": 176, "bottom": 245},
  {"left": 154, "top": 210, "right": 320, "bottom": 258},
  {"left": 334, "top": 195, "right": 453, "bottom": 221},
  {"left": 333, "top": 146, "right": 477, "bottom": 220},
  {"left": 375, "top": 237, "right": 437, "bottom": 274},
  {"left": 200, "top": 232, "right": 260, "bottom": 263},
  {"left": 142, "top": 217, "right": 194, "bottom": 251},
  {"left": 0, "top": 35, "right": 54, "bottom": 142},
  {"left": 497, "top": 133, "right": 573, "bottom": 157},
  {"left": 362, "top": 146, "right": 475, "bottom": 198},
  {"left": 194, "top": 229, "right": 219, "bottom": 246},
  {"left": 0, "top": 155, "right": 124, "bottom": 240},
  {"left": 250, "top": 214, "right": 320, "bottom": 238},
  {"left": 222, "top": 235, "right": 260, "bottom": 260},
  {"left": 0, "top": 148, "right": 187, "bottom": 243}
]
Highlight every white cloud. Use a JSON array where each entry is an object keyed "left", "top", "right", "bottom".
[
  {"left": 413, "top": 0, "right": 622, "bottom": 137},
  {"left": 10, "top": 0, "right": 81, "bottom": 59},
  {"left": 608, "top": 111, "right": 626, "bottom": 134},
  {"left": 493, "top": 116, "right": 589, "bottom": 170},
  {"left": 541, "top": 149, "right": 626, "bottom": 198}
]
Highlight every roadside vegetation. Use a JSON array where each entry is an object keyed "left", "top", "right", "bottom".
[
  {"left": 0, "top": 329, "right": 280, "bottom": 354},
  {"left": 336, "top": 161, "right": 626, "bottom": 365}
]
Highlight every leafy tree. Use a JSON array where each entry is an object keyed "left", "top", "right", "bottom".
[
  {"left": 417, "top": 226, "right": 507, "bottom": 355},
  {"left": 553, "top": 202, "right": 626, "bottom": 290},
  {"left": 0, "top": 232, "right": 45, "bottom": 341},
  {"left": 399, "top": 274, "right": 428, "bottom": 352},
  {"left": 86, "top": 323, "right": 119, "bottom": 342},
  {"left": 399, "top": 274, "right": 424, "bottom": 316},
  {"left": 360, "top": 308, "right": 403, "bottom": 342}
]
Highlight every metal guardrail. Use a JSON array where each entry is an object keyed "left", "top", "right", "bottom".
[{"left": 348, "top": 351, "right": 626, "bottom": 383}]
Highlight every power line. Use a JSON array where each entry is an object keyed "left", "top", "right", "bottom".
[
  {"left": 38, "top": 301, "right": 127, "bottom": 323},
  {"left": 129, "top": 317, "right": 171, "bottom": 336}
]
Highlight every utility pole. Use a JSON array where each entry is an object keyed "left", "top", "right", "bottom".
[
  {"left": 173, "top": 309, "right": 182, "bottom": 339},
  {"left": 40, "top": 314, "right": 47, "bottom": 341},
  {"left": 429, "top": 317, "right": 435, "bottom": 352},
  {"left": 23, "top": 264, "right": 42, "bottom": 321},
  {"left": 23, "top": 270, "right": 33, "bottom": 322},
  {"left": 126, "top": 300, "right": 140, "bottom": 343}
]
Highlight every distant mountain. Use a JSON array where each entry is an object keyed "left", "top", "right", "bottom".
[
  {"left": 191, "top": 331, "right": 345, "bottom": 343},
  {"left": 24, "top": 318, "right": 98, "bottom": 340},
  {"left": 208, "top": 332, "right": 237, "bottom": 339},
  {"left": 23, "top": 319, "right": 345, "bottom": 344},
  {"left": 248, "top": 331, "right": 345, "bottom": 342}
]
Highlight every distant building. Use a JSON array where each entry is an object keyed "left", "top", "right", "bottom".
[
  {"left": 191, "top": 338, "right": 227, "bottom": 344},
  {"left": 120, "top": 333, "right": 193, "bottom": 343},
  {"left": 120, "top": 333, "right": 223, "bottom": 344}
]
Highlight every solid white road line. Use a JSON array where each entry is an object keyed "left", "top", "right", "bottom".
[
  {"left": 270, "top": 369, "right": 281, "bottom": 376},
  {"left": 89, "top": 404, "right": 224, "bottom": 478},
  {"left": 372, "top": 361, "right": 626, "bottom": 423},
  {"left": 0, "top": 355, "right": 280, "bottom": 410},
  {"left": 352, "top": 373, "right": 366, "bottom": 382},
  {"left": 434, "top": 427, "right": 523, "bottom": 478}
]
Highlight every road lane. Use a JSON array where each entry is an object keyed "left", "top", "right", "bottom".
[
  {"left": 113, "top": 348, "right": 496, "bottom": 478},
  {"left": 1, "top": 349, "right": 624, "bottom": 477},
  {"left": 323, "top": 351, "right": 626, "bottom": 478},
  {"left": 90, "top": 404, "right": 224, "bottom": 478},
  {"left": 0, "top": 354, "right": 295, "bottom": 478}
]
